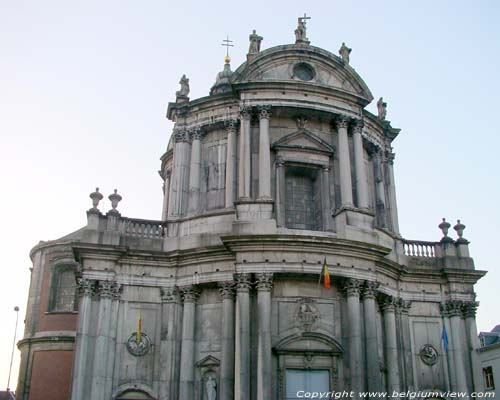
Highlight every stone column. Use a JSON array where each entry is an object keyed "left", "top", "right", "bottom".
[
  {"left": 362, "top": 281, "right": 382, "bottom": 392},
  {"left": 90, "top": 280, "right": 118, "bottom": 400},
  {"left": 352, "top": 120, "right": 369, "bottom": 209},
  {"left": 446, "top": 301, "right": 468, "bottom": 393},
  {"left": 380, "top": 295, "right": 400, "bottom": 393},
  {"left": 463, "top": 302, "right": 484, "bottom": 392},
  {"left": 219, "top": 282, "right": 236, "bottom": 400},
  {"left": 161, "top": 171, "right": 171, "bottom": 221},
  {"left": 373, "top": 148, "right": 387, "bottom": 228},
  {"left": 258, "top": 105, "right": 272, "bottom": 200},
  {"left": 275, "top": 157, "right": 286, "bottom": 227},
  {"left": 336, "top": 116, "right": 354, "bottom": 207},
  {"left": 238, "top": 107, "right": 251, "bottom": 200},
  {"left": 397, "top": 300, "right": 414, "bottom": 391},
  {"left": 321, "top": 165, "right": 333, "bottom": 231},
  {"left": 179, "top": 286, "right": 200, "bottom": 400},
  {"left": 168, "top": 128, "right": 192, "bottom": 216},
  {"left": 159, "top": 287, "right": 182, "bottom": 400},
  {"left": 225, "top": 119, "right": 238, "bottom": 208},
  {"left": 105, "top": 283, "right": 122, "bottom": 400},
  {"left": 234, "top": 273, "right": 251, "bottom": 400},
  {"left": 256, "top": 273, "right": 273, "bottom": 400},
  {"left": 71, "top": 278, "right": 95, "bottom": 400},
  {"left": 343, "top": 278, "right": 363, "bottom": 397},
  {"left": 440, "top": 304, "right": 456, "bottom": 391},
  {"left": 188, "top": 128, "right": 202, "bottom": 213},
  {"left": 385, "top": 152, "right": 400, "bottom": 234}
]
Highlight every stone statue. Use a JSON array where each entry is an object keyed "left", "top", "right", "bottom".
[
  {"left": 205, "top": 376, "right": 217, "bottom": 400},
  {"left": 176, "top": 74, "right": 190, "bottom": 99},
  {"left": 377, "top": 97, "right": 387, "bottom": 120},
  {"left": 295, "top": 15, "right": 310, "bottom": 44},
  {"left": 248, "top": 30, "right": 263, "bottom": 54},
  {"left": 339, "top": 42, "right": 352, "bottom": 64}
]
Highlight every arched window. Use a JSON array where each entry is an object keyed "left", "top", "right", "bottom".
[{"left": 49, "top": 265, "right": 77, "bottom": 312}]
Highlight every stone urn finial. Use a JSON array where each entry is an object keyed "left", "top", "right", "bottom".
[
  {"left": 89, "top": 187, "right": 103, "bottom": 213},
  {"left": 108, "top": 189, "right": 122, "bottom": 216},
  {"left": 438, "top": 218, "right": 453, "bottom": 242},
  {"left": 454, "top": 219, "right": 469, "bottom": 244}
]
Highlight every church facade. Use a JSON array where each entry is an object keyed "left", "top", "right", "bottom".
[{"left": 16, "top": 19, "right": 486, "bottom": 400}]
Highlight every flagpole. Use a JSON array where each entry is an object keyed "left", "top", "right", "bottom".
[{"left": 7, "top": 306, "right": 19, "bottom": 393}]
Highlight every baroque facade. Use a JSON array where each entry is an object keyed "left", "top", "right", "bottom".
[{"left": 17, "top": 18, "right": 486, "bottom": 400}]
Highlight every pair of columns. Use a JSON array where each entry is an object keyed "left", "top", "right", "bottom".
[
  {"left": 335, "top": 117, "right": 369, "bottom": 210},
  {"left": 441, "top": 300, "right": 484, "bottom": 393},
  {"left": 342, "top": 278, "right": 403, "bottom": 396},
  {"left": 172, "top": 273, "right": 273, "bottom": 400},
  {"left": 235, "top": 106, "right": 272, "bottom": 203},
  {"left": 72, "top": 279, "right": 121, "bottom": 400}
]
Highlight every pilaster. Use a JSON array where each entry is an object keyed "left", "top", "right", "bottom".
[
  {"left": 225, "top": 119, "right": 238, "bottom": 208},
  {"left": 238, "top": 107, "right": 251, "bottom": 200},
  {"left": 234, "top": 273, "right": 252, "bottom": 400},
  {"left": 256, "top": 273, "right": 273, "bottom": 400},
  {"left": 258, "top": 105, "right": 272, "bottom": 200},
  {"left": 379, "top": 295, "right": 400, "bottom": 393},
  {"left": 219, "top": 282, "right": 236, "bottom": 400},
  {"left": 336, "top": 116, "right": 354, "bottom": 207}
]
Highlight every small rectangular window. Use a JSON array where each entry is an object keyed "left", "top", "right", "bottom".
[
  {"left": 49, "top": 267, "right": 77, "bottom": 312},
  {"left": 483, "top": 366, "right": 495, "bottom": 390}
]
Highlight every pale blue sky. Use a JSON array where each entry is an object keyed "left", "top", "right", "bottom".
[{"left": 1, "top": 0, "right": 499, "bottom": 389}]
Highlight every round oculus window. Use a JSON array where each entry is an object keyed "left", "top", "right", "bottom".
[{"left": 293, "top": 63, "right": 315, "bottom": 81}]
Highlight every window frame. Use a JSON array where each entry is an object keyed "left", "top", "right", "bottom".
[
  {"left": 483, "top": 366, "right": 495, "bottom": 390},
  {"left": 47, "top": 261, "right": 79, "bottom": 313}
]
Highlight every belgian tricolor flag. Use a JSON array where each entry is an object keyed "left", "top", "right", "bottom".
[{"left": 318, "top": 257, "right": 331, "bottom": 289}]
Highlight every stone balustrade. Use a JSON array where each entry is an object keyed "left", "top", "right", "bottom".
[
  {"left": 122, "top": 218, "right": 165, "bottom": 238},
  {"left": 402, "top": 239, "right": 437, "bottom": 258}
]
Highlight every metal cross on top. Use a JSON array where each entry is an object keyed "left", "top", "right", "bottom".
[
  {"left": 221, "top": 35, "right": 234, "bottom": 58},
  {"left": 300, "top": 13, "right": 311, "bottom": 25}
]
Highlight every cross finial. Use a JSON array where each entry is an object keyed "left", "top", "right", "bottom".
[
  {"left": 221, "top": 35, "right": 234, "bottom": 58},
  {"left": 300, "top": 13, "right": 311, "bottom": 25}
]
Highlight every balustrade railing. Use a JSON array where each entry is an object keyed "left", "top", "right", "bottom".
[
  {"left": 122, "top": 218, "right": 165, "bottom": 238},
  {"left": 402, "top": 239, "right": 437, "bottom": 258}
]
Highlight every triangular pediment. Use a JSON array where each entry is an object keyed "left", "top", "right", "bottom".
[
  {"left": 196, "top": 355, "right": 220, "bottom": 368},
  {"left": 272, "top": 129, "right": 335, "bottom": 155}
]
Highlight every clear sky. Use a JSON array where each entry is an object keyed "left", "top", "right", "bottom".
[{"left": 1, "top": 0, "right": 499, "bottom": 390}]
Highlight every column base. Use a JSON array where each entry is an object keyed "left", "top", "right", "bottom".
[
  {"left": 334, "top": 206, "right": 374, "bottom": 229},
  {"left": 235, "top": 200, "right": 274, "bottom": 221}
]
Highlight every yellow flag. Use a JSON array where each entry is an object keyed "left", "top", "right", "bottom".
[{"left": 136, "top": 311, "right": 142, "bottom": 341}]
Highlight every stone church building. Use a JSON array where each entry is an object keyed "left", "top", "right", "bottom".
[{"left": 16, "top": 18, "right": 486, "bottom": 400}]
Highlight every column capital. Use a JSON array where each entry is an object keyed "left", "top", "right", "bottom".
[
  {"left": 443, "top": 300, "right": 463, "bottom": 317},
  {"left": 255, "top": 272, "right": 273, "bottom": 292},
  {"left": 258, "top": 105, "right": 272, "bottom": 120},
  {"left": 77, "top": 277, "right": 96, "bottom": 297},
  {"left": 276, "top": 156, "right": 285, "bottom": 167},
  {"left": 361, "top": 281, "right": 379, "bottom": 299},
  {"left": 385, "top": 151, "right": 396, "bottom": 165},
  {"left": 342, "top": 278, "right": 362, "bottom": 297},
  {"left": 239, "top": 106, "right": 252, "bottom": 120},
  {"left": 462, "top": 301, "right": 479, "bottom": 318},
  {"left": 180, "top": 285, "right": 200, "bottom": 303},
  {"left": 96, "top": 280, "right": 121, "bottom": 299},
  {"left": 219, "top": 281, "right": 236, "bottom": 300},
  {"left": 352, "top": 119, "right": 364, "bottom": 133},
  {"left": 379, "top": 295, "right": 397, "bottom": 312},
  {"left": 224, "top": 118, "right": 239, "bottom": 132},
  {"left": 335, "top": 115, "right": 350, "bottom": 130},
  {"left": 190, "top": 127, "right": 203, "bottom": 141},
  {"left": 160, "top": 286, "right": 181, "bottom": 303},
  {"left": 396, "top": 299, "right": 412, "bottom": 314},
  {"left": 174, "top": 128, "right": 191, "bottom": 143},
  {"left": 234, "top": 273, "right": 252, "bottom": 292}
]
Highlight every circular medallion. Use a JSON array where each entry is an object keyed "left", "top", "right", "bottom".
[
  {"left": 419, "top": 344, "right": 438, "bottom": 366},
  {"left": 126, "top": 332, "right": 151, "bottom": 357},
  {"left": 293, "top": 63, "right": 315, "bottom": 81}
]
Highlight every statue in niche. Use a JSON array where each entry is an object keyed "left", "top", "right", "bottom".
[
  {"left": 248, "top": 30, "right": 263, "bottom": 54},
  {"left": 176, "top": 74, "right": 190, "bottom": 99},
  {"left": 377, "top": 97, "right": 387, "bottom": 120},
  {"left": 339, "top": 42, "right": 352, "bottom": 64},
  {"left": 205, "top": 376, "right": 217, "bottom": 400}
]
